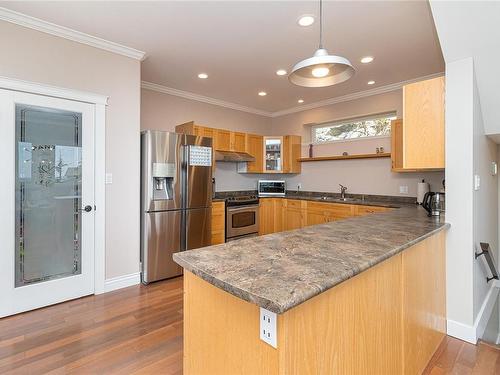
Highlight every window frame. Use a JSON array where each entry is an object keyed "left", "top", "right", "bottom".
[{"left": 310, "top": 112, "right": 397, "bottom": 145}]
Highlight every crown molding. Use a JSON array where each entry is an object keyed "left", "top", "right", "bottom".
[
  {"left": 271, "top": 72, "right": 445, "bottom": 117},
  {"left": 141, "top": 81, "right": 274, "bottom": 117},
  {"left": 0, "top": 7, "right": 146, "bottom": 61},
  {"left": 142, "top": 73, "right": 444, "bottom": 119}
]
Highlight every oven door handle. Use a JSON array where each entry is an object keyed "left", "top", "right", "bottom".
[{"left": 227, "top": 205, "right": 259, "bottom": 212}]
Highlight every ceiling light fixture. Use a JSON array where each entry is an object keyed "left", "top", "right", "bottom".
[
  {"left": 360, "top": 56, "right": 374, "bottom": 64},
  {"left": 198, "top": 73, "right": 208, "bottom": 79},
  {"left": 258, "top": 91, "right": 267, "bottom": 96},
  {"left": 289, "top": 0, "right": 354, "bottom": 87},
  {"left": 367, "top": 80, "right": 375, "bottom": 85},
  {"left": 297, "top": 15, "right": 315, "bottom": 27},
  {"left": 298, "top": 99, "right": 304, "bottom": 103},
  {"left": 276, "top": 69, "right": 287, "bottom": 76}
]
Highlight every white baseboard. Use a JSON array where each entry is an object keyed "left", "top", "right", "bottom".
[
  {"left": 103, "top": 272, "right": 141, "bottom": 293},
  {"left": 447, "top": 319, "right": 477, "bottom": 344},
  {"left": 447, "top": 281, "right": 500, "bottom": 344},
  {"left": 475, "top": 282, "right": 500, "bottom": 341}
]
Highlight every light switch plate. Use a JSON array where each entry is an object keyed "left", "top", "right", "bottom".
[
  {"left": 105, "top": 173, "right": 113, "bottom": 184},
  {"left": 260, "top": 307, "right": 277, "bottom": 348},
  {"left": 474, "top": 174, "right": 480, "bottom": 191},
  {"left": 399, "top": 185, "right": 409, "bottom": 194},
  {"left": 491, "top": 162, "right": 498, "bottom": 176}
]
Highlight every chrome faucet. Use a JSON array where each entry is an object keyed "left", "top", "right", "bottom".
[{"left": 339, "top": 184, "right": 348, "bottom": 199}]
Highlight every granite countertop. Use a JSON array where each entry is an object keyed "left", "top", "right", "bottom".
[
  {"left": 179, "top": 198, "right": 448, "bottom": 314},
  {"left": 212, "top": 190, "right": 417, "bottom": 207}
]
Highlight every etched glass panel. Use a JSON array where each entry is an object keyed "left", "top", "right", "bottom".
[{"left": 15, "top": 104, "right": 82, "bottom": 287}]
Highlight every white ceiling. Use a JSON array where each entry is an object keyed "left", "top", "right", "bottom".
[
  {"left": 430, "top": 1, "right": 500, "bottom": 138},
  {"left": 1, "top": 1, "right": 444, "bottom": 113}
]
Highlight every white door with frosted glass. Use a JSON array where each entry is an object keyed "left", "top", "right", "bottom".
[{"left": 0, "top": 90, "right": 95, "bottom": 317}]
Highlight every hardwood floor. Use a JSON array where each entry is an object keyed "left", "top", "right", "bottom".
[
  {"left": 2, "top": 277, "right": 499, "bottom": 375},
  {"left": 423, "top": 336, "right": 500, "bottom": 374},
  {"left": 0, "top": 277, "right": 183, "bottom": 374}
]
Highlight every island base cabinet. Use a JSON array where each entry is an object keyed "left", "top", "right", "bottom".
[
  {"left": 183, "top": 230, "right": 446, "bottom": 375},
  {"left": 402, "top": 231, "right": 446, "bottom": 374}
]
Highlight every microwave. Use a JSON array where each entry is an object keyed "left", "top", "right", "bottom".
[{"left": 258, "top": 180, "right": 286, "bottom": 197}]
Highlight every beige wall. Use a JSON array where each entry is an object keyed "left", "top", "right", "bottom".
[
  {"left": 272, "top": 91, "right": 445, "bottom": 195},
  {"left": 0, "top": 21, "right": 141, "bottom": 279},
  {"left": 141, "top": 89, "right": 272, "bottom": 134},
  {"left": 141, "top": 88, "right": 273, "bottom": 191},
  {"left": 141, "top": 88, "right": 446, "bottom": 196}
]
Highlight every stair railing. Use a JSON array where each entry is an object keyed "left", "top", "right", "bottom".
[{"left": 475, "top": 242, "right": 500, "bottom": 283}]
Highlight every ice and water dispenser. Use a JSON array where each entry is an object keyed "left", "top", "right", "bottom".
[{"left": 152, "top": 162, "right": 175, "bottom": 200}]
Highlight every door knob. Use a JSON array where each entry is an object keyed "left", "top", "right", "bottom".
[{"left": 79, "top": 205, "right": 93, "bottom": 212}]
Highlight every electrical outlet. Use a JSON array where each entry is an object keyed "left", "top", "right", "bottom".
[
  {"left": 297, "top": 183, "right": 302, "bottom": 190},
  {"left": 260, "top": 307, "right": 277, "bottom": 348},
  {"left": 399, "top": 185, "right": 409, "bottom": 194}
]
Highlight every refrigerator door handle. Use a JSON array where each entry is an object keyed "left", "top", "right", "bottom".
[{"left": 181, "top": 144, "right": 188, "bottom": 251}]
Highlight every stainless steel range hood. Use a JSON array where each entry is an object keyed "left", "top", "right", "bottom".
[{"left": 214, "top": 150, "right": 255, "bottom": 162}]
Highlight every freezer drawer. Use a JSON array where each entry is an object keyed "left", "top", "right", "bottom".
[
  {"left": 142, "top": 210, "right": 182, "bottom": 283},
  {"left": 185, "top": 207, "right": 212, "bottom": 250}
]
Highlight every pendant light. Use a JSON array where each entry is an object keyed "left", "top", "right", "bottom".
[{"left": 289, "top": 0, "right": 355, "bottom": 87}]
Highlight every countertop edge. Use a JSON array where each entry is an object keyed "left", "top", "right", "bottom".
[{"left": 174, "top": 223, "right": 450, "bottom": 314}]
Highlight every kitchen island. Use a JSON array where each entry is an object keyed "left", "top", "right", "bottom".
[{"left": 173, "top": 202, "right": 449, "bottom": 375}]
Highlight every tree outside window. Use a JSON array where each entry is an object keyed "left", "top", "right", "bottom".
[{"left": 313, "top": 113, "right": 397, "bottom": 143}]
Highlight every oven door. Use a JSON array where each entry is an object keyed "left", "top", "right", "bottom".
[{"left": 226, "top": 205, "right": 259, "bottom": 239}]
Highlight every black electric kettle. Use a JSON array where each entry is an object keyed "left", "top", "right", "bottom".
[{"left": 422, "top": 192, "right": 445, "bottom": 217}]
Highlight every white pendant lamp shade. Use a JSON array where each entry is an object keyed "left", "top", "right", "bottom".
[
  {"left": 289, "top": 48, "right": 355, "bottom": 87},
  {"left": 289, "top": 0, "right": 355, "bottom": 88}
]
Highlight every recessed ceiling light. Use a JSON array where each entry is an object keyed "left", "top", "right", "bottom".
[
  {"left": 298, "top": 99, "right": 304, "bottom": 104},
  {"left": 276, "top": 69, "right": 287, "bottom": 76},
  {"left": 297, "top": 15, "right": 315, "bottom": 27},
  {"left": 360, "top": 56, "right": 374, "bottom": 64},
  {"left": 367, "top": 80, "right": 375, "bottom": 85},
  {"left": 258, "top": 91, "right": 267, "bottom": 96},
  {"left": 198, "top": 73, "right": 208, "bottom": 79}
]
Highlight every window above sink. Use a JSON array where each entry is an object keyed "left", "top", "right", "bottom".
[{"left": 311, "top": 112, "right": 397, "bottom": 144}]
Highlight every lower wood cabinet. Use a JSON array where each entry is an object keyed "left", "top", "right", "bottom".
[
  {"left": 259, "top": 198, "right": 283, "bottom": 235},
  {"left": 354, "top": 205, "right": 392, "bottom": 216},
  {"left": 259, "top": 198, "right": 392, "bottom": 236},
  {"left": 283, "top": 199, "right": 306, "bottom": 231},
  {"left": 211, "top": 201, "right": 225, "bottom": 245}
]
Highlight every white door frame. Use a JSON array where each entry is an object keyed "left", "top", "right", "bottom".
[{"left": 0, "top": 76, "right": 108, "bottom": 295}]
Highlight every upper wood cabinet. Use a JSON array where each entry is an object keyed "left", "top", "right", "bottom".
[
  {"left": 215, "top": 129, "right": 231, "bottom": 151},
  {"left": 176, "top": 121, "right": 300, "bottom": 174},
  {"left": 246, "top": 134, "right": 264, "bottom": 173},
  {"left": 392, "top": 76, "right": 445, "bottom": 171},
  {"left": 231, "top": 132, "right": 247, "bottom": 153},
  {"left": 283, "top": 135, "right": 302, "bottom": 174}
]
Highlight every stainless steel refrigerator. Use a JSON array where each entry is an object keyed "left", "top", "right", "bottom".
[{"left": 140, "top": 131, "right": 212, "bottom": 284}]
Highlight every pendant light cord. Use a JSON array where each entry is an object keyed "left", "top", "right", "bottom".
[{"left": 319, "top": 0, "right": 323, "bottom": 49}]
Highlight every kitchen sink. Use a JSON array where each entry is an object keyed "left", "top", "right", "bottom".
[{"left": 334, "top": 197, "right": 359, "bottom": 202}]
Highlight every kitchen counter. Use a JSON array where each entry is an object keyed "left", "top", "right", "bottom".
[{"left": 173, "top": 202, "right": 448, "bottom": 314}]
